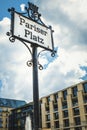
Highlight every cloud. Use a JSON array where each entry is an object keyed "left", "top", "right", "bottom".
[
  {"left": 0, "top": 0, "right": 87, "bottom": 102},
  {"left": 38, "top": 0, "right": 87, "bottom": 50},
  {"left": 20, "top": 4, "right": 25, "bottom": 12},
  {"left": 39, "top": 47, "right": 87, "bottom": 97},
  {"left": 0, "top": 17, "right": 33, "bottom": 102}
]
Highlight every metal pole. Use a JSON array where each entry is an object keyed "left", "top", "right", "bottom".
[{"left": 32, "top": 46, "right": 39, "bottom": 130}]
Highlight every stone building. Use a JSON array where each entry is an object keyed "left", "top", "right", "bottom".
[
  {"left": 0, "top": 98, "right": 26, "bottom": 130},
  {"left": 8, "top": 102, "right": 33, "bottom": 130},
  {"left": 41, "top": 80, "right": 87, "bottom": 130}
]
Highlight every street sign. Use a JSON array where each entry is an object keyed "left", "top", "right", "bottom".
[{"left": 11, "top": 11, "right": 54, "bottom": 51}]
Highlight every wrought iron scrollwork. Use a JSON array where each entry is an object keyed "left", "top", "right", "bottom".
[
  {"left": 25, "top": 2, "right": 41, "bottom": 22},
  {"left": 26, "top": 60, "right": 33, "bottom": 67},
  {"left": 24, "top": 2, "right": 47, "bottom": 26},
  {"left": 6, "top": 31, "right": 15, "bottom": 43},
  {"left": 26, "top": 60, "right": 43, "bottom": 70},
  {"left": 9, "top": 36, "right": 15, "bottom": 42},
  {"left": 6, "top": 31, "right": 11, "bottom": 36},
  {"left": 38, "top": 63, "right": 43, "bottom": 70},
  {"left": 51, "top": 50, "right": 57, "bottom": 57},
  {"left": 6, "top": 30, "right": 45, "bottom": 70},
  {"left": 26, "top": 2, "right": 39, "bottom": 20}
]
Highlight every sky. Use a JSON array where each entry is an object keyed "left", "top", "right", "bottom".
[{"left": 0, "top": 0, "right": 87, "bottom": 102}]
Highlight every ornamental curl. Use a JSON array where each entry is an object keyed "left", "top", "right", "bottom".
[
  {"left": 6, "top": 32, "right": 11, "bottom": 36},
  {"left": 26, "top": 60, "right": 33, "bottom": 67},
  {"left": 9, "top": 36, "right": 15, "bottom": 43},
  {"left": 38, "top": 64, "right": 43, "bottom": 70},
  {"left": 51, "top": 51, "right": 57, "bottom": 57},
  {"left": 6, "top": 31, "right": 15, "bottom": 43}
]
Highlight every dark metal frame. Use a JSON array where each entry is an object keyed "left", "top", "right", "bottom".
[
  {"left": 7, "top": 5, "right": 55, "bottom": 51},
  {"left": 7, "top": 2, "right": 56, "bottom": 130}
]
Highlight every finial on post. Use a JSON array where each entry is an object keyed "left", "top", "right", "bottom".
[{"left": 25, "top": 2, "right": 41, "bottom": 21}]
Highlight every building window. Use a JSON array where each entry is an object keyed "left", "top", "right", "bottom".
[
  {"left": 6, "top": 124, "right": 8, "bottom": 128},
  {"left": 46, "top": 114, "right": 50, "bottom": 121},
  {"left": 54, "top": 93, "right": 58, "bottom": 102},
  {"left": 84, "top": 105, "right": 87, "bottom": 113},
  {"left": 0, "top": 108, "right": 2, "bottom": 113},
  {"left": 6, "top": 118, "right": 8, "bottom": 123},
  {"left": 72, "top": 98, "right": 78, "bottom": 107},
  {"left": 73, "top": 107, "right": 80, "bottom": 116},
  {"left": 20, "top": 119, "right": 25, "bottom": 126},
  {"left": 0, "top": 113, "right": 2, "bottom": 116},
  {"left": 83, "top": 95, "right": 87, "bottom": 103},
  {"left": 53, "top": 103, "right": 58, "bottom": 111},
  {"left": 62, "top": 101, "right": 68, "bottom": 109},
  {"left": 64, "top": 129, "right": 70, "bottom": 130},
  {"left": 74, "top": 117, "right": 81, "bottom": 125},
  {"left": 46, "top": 105, "right": 50, "bottom": 113},
  {"left": 75, "top": 127, "right": 82, "bottom": 130},
  {"left": 54, "top": 112, "right": 59, "bottom": 119},
  {"left": 64, "top": 119, "right": 69, "bottom": 127},
  {"left": 63, "top": 110, "right": 68, "bottom": 118},
  {"left": 46, "top": 123, "right": 50, "bottom": 128},
  {"left": 0, "top": 118, "right": 3, "bottom": 122},
  {"left": 0, "top": 118, "right": 3, "bottom": 128},
  {"left": 47, "top": 96, "right": 50, "bottom": 104},
  {"left": 72, "top": 86, "right": 78, "bottom": 97},
  {"left": 54, "top": 121, "right": 59, "bottom": 128},
  {"left": 63, "top": 90, "right": 67, "bottom": 100},
  {"left": 0, "top": 123, "right": 3, "bottom": 128},
  {"left": 16, "top": 113, "right": 21, "bottom": 118},
  {"left": 83, "top": 82, "right": 87, "bottom": 93}
]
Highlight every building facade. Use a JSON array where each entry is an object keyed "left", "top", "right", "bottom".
[
  {"left": 41, "top": 80, "right": 87, "bottom": 130},
  {"left": 0, "top": 107, "right": 12, "bottom": 130},
  {"left": 0, "top": 98, "right": 26, "bottom": 130},
  {"left": 8, "top": 102, "right": 33, "bottom": 130}
]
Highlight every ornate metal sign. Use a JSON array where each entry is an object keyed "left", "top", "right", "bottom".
[{"left": 11, "top": 11, "right": 54, "bottom": 51}]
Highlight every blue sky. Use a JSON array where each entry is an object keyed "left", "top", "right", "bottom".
[
  {"left": 0, "top": 0, "right": 32, "bottom": 20},
  {"left": 0, "top": 0, "right": 87, "bottom": 102}
]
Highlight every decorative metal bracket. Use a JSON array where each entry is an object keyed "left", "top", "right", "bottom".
[
  {"left": 25, "top": 2, "right": 41, "bottom": 21},
  {"left": 6, "top": 2, "right": 56, "bottom": 70},
  {"left": 25, "top": 2, "right": 47, "bottom": 26},
  {"left": 6, "top": 31, "right": 15, "bottom": 42},
  {"left": 6, "top": 31, "right": 44, "bottom": 70}
]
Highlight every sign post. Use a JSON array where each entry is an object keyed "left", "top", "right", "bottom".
[
  {"left": 7, "top": 2, "right": 56, "bottom": 130},
  {"left": 32, "top": 46, "right": 40, "bottom": 130}
]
